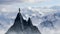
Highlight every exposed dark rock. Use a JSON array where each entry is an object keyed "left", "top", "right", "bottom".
[{"left": 5, "top": 8, "right": 41, "bottom": 34}]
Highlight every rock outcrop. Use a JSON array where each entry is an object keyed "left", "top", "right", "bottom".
[{"left": 5, "top": 8, "right": 41, "bottom": 34}]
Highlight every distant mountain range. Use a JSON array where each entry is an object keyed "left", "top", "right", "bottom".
[{"left": 50, "top": 6, "right": 60, "bottom": 10}]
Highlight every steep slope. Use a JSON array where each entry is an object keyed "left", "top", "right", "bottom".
[
  {"left": 5, "top": 12, "right": 24, "bottom": 34},
  {"left": 5, "top": 8, "right": 41, "bottom": 34},
  {"left": 26, "top": 18, "right": 41, "bottom": 34}
]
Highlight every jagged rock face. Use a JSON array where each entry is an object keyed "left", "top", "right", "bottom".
[
  {"left": 5, "top": 12, "right": 41, "bottom": 34},
  {"left": 26, "top": 18, "right": 41, "bottom": 34},
  {"left": 5, "top": 13, "right": 24, "bottom": 34}
]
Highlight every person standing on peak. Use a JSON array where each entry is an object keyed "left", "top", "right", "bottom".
[{"left": 19, "top": 8, "right": 20, "bottom": 13}]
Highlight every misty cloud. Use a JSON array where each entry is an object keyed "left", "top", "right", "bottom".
[{"left": 0, "top": 0, "right": 51, "bottom": 4}]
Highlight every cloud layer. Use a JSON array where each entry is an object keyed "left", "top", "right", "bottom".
[
  {"left": 0, "top": 7, "right": 60, "bottom": 34},
  {"left": 0, "top": 0, "right": 50, "bottom": 4}
]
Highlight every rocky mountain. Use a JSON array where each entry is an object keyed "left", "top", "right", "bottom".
[{"left": 5, "top": 8, "right": 41, "bottom": 34}]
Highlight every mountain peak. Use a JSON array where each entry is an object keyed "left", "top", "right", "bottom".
[
  {"left": 19, "top": 8, "right": 21, "bottom": 13},
  {"left": 5, "top": 8, "right": 41, "bottom": 34},
  {"left": 28, "top": 18, "right": 33, "bottom": 26}
]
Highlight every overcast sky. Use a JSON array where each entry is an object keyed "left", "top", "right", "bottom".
[
  {"left": 0, "top": 0, "right": 60, "bottom": 34},
  {"left": 0, "top": 0, "right": 60, "bottom": 12}
]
